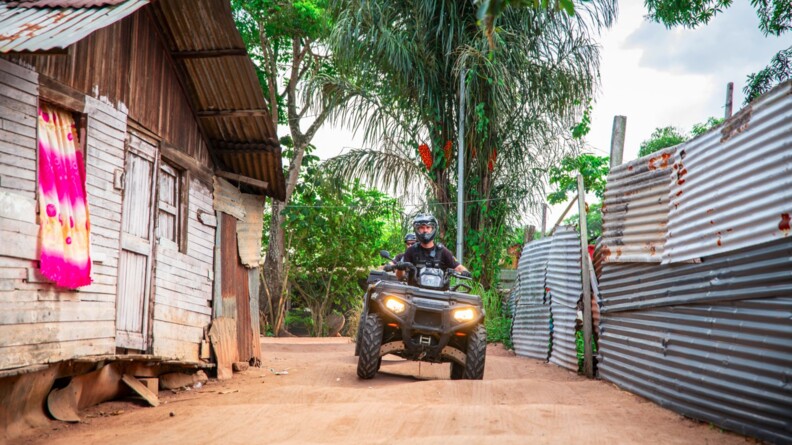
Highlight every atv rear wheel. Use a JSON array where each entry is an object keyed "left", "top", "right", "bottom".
[
  {"left": 462, "top": 324, "right": 487, "bottom": 380},
  {"left": 356, "top": 313, "right": 384, "bottom": 379}
]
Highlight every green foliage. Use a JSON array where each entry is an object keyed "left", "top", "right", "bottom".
[
  {"left": 644, "top": 0, "right": 733, "bottom": 30},
  {"left": 690, "top": 116, "right": 724, "bottom": 136},
  {"left": 547, "top": 154, "right": 610, "bottom": 205},
  {"left": 564, "top": 202, "right": 603, "bottom": 241},
  {"left": 638, "top": 126, "right": 686, "bottom": 158},
  {"left": 575, "top": 329, "right": 598, "bottom": 373},
  {"left": 744, "top": 47, "right": 792, "bottom": 104},
  {"left": 639, "top": 117, "right": 725, "bottom": 158},
  {"left": 325, "top": 0, "right": 615, "bottom": 287},
  {"left": 571, "top": 100, "right": 593, "bottom": 139},
  {"left": 231, "top": 0, "right": 333, "bottom": 124},
  {"left": 274, "top": 153, "right": 404, "bottom": 336},
  {"left": 469, "top": 283, "right": 513, "bottom": 348},
  {"left": 645, "top": 0, "right": 791, "bottom": 36}
]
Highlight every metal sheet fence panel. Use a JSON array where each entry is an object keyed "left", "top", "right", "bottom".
[
  {"left": 547, "top": 226, "right": 583, "bottom": 372},
  {"left": 512, "top": 238, "right": 552, "bottom": 360},
  {"left": 664, "top": 80, "right": 792, "bottom": 263},
  {"left": 598, "top": 236, "right": 792, "bottom": 444},
  {"left": 600, "top": 144, "right": 677, "bottom": 263}
]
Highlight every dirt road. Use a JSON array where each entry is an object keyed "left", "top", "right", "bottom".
[{"left": 14, "top": 337, "right": 750, "bottom": 445}]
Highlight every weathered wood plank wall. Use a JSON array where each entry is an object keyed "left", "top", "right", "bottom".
[
  {"left": 151, "top": 178, "right": 215, "bottom": 361},
  {"left": 0, "top": 59, "right": 125, "bottom": 370},
  {"left": 12, "top": 9, "right": 211, "bottom": 168}
]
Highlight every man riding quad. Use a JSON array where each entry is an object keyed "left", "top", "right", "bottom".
[
  {"left": 395, "top": 214, "right": 470, "bottom": 281},
  {"left": 356, "top": 213, "right": 486, "bottom": 380}
]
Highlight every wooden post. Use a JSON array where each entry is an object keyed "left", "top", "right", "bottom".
[
  {"left": 577, "top": 174, "right": 594, "bottom": 378},
  {"left": 610, "top": 116, "right": 626, "bottom": 168},
  {"left": 523, "top": 225, "right": 536, "bottom": 243},
  {"left": 725, "top": 82, "right": 734, "bottom": 119},
  {"left": 541, "top": 203, "right": 547, "bottom": 237},
  {"left": 212, "top": 210, "right": 223, "bottom": 318},
  {"left": 549, "top": 193, "right": 578, "bottom": 236}
]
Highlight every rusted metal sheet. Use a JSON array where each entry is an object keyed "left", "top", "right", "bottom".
[
  {"left": 511, "top": 237, "right": 552, "bottom": 360},
  {"left": 598, "top": 236, "right": 792, "bottom": 443},
  {"left": 0, "top": 1, "right": 148, "bottom": 53},
  {"left": 601, "top": 145, "right": 677, "bottom": 263},
  {"left": 664, "top": 80, "right": 792, "bottom": 263},
  {"left": 220, "top": 213, "right": 257, "bottom": 364},
  {"left": 546, "top": 226, "right": 583, "bottom": 372},
  {"left": 8, "top": 1, "right": 128, "bottom": 6}
]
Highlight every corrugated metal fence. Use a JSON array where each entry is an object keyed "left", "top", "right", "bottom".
[
  {"left": 597, "top": 237, "right": 792, "bottom": 443},
  {"left": 512, "top": 227, "right": 583, "bottom": 372},
  {"left": 511, "top": 81, "right": 792, "bottom": 443},
  {"left": 596, "top": 80, "right": 792, "bottom": 444}
]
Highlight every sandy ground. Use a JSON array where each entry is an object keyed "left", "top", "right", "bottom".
[{"left": 11, "top": 337, "right": 754, "bottom": 445}]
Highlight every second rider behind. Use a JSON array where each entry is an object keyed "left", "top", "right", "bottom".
[{"left": 395, "top": 213, "right": 470, "bottom": 282}]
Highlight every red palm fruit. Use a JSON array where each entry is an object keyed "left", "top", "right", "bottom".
[
  {"left": 488, "top": 147, "right": 497, "bottom": 172},
  {"left": 443, "top": 140, "right": 452, "bottom": 163},
  {"left": 419, "top": 143, "right": 433, "bottom": 170}
]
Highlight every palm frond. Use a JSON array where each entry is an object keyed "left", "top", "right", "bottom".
[{"left": 322, "top": 147, "right": 435, "bottom": 200}]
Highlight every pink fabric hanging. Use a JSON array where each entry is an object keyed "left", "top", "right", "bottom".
[{"left": 37, "top": 103, "right": 92, "bottom": 288}]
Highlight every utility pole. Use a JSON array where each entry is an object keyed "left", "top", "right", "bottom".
[
  {"left": 456, "top": 69, "right": 466, "bottom": 262},
  {"left": 725, "top": 82, "right": 734, "bottom": 119},
  {"left": 541, "top": 203, "right": 547, "bottom": 237},
  {"left": 610, "top": 116, "right": 626, "bottom": 168},
  {"left": 577, "top": 174, "right": 594, "bottom": 378}
]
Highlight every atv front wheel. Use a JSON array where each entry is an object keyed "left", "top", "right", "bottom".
[
  {"left": 356, "top": 313, "right": 384, "bottom": 379},
  {"left": 462, "top": 324, "right": 487, "bottom": 380}
]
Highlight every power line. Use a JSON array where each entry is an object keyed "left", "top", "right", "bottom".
[{"left": 283, "top": 195, "right": 513, "bottom": 210}]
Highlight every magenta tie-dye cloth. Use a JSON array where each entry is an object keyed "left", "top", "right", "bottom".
[{"left": 37, "top": 104, "right": 92, "bottom": 288}]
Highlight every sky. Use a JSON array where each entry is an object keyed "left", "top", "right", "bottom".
[{"left": 280, "top": 1, "right": 789, "bottom": 225}]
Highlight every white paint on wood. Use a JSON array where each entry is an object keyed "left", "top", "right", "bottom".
[
  {"left": 0, "top": 338, "right": 115, "bottom": 370},
  {"left": 237, "top": 194, "right": 265, "bottom": 268},
  {"left": 116, "top": 133, "right": 156, "bottom": 351},
  {"left": 212, "top": 177, "right": 245, "bottom": 220}
]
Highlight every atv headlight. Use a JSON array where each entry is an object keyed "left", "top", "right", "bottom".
[
  {"left": 452, "top": 307, "right": 476, "bottom": 322},
  {"left": 384, "top": 297, "right": 406, "bottom": 314}
]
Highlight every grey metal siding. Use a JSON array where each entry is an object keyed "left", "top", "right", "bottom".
[{"left": 598, "top": 236, "right": 792, "bottom": 444}]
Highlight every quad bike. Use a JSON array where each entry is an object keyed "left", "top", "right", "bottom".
[{"left": 355, "top": 250, "right": 486, "bottom": 380}]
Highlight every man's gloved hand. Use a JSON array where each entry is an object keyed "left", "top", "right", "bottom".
[
  {"left": 383, "top": 264, "right": 395, "bottom": 272},
  {"left": 459, "top": 270, "right": 472, "bottom": 278},
  {"left": 395, "top": 261, "right": 409, "bottom": 271}
]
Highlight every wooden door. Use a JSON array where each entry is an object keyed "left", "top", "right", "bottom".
[{"left": 116, "top": 133, "right": 157, "bottom": 350}]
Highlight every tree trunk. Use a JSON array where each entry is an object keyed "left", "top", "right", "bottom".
[{"left": 262, "top": 201, "right": 286, "bottom": 332}]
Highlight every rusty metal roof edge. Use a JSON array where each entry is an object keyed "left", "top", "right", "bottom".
[{"left": 0, "top": 0, "right": 149, "bottom": 52}]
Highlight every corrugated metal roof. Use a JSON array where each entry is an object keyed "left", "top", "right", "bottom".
[
  {"left": 598, "top": 236, "right": 792, "bottom": 443},
  {"left": 546, "top": 226, "right": 583, "bottom": 372},
  {"left": 512, "top": 237, "right": 552, "bottom": 360},
  {"left": 7, "top": 1, "right": 127, "bottom": 7},
  {"left": 1, "top": 0, "right": 285, "bottom": 199},
  {"left": 0, "top": 0, "right": 148, "bottom": 53},
  {"left": 150, "top": 0, "right": 284, "bottom": 200},
  {"left": 664, "top": 80, "right": 792, "bottom": 263},
  {"left": 600, "top": 144, "right": 677, "bottom": 263}
]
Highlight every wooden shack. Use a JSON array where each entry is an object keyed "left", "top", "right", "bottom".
[{"left": 0, "top": 0, "right": 284, "bottom": 437}]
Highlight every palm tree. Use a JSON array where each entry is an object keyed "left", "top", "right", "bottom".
[{"left": 321, "top": 0, "right": 616, "bottom": 285}]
